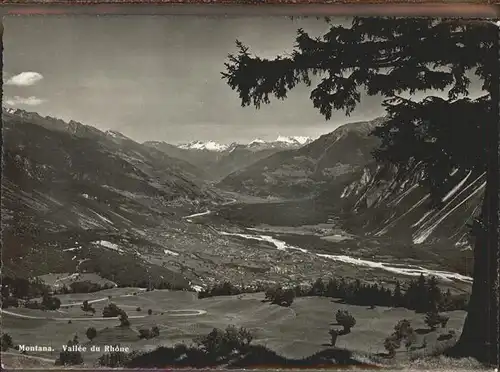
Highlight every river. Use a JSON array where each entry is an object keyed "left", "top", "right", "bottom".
[{"left": 185, "top": 209, "right": 473, "bottom": 284}]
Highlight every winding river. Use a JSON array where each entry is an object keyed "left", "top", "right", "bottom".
[
  {"left": 185, "top": 209, "right": 472, "bottom": 284},
  {"left": 223, "top": 231, "right": 472, "bottom": 283}
]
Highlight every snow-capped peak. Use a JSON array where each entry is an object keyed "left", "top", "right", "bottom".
[
  {"left": 105, "top": 130, "right": 130, "bottom": 140},
  {"left": 276, "top": 136, "right": 312, "bottom": 145},
  {"left": 176, "top": 136, "right": 313, "bottom": 152},
  {"left": 178, "top": 140, "right": 230, "bottom": 152},
  {"left": 249, "top": 138, "right": 266, "bottom": 145},
  {"left": 3, "top": 107, "right": 18, "bottom": 114}
]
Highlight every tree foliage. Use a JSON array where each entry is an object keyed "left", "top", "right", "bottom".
[
  {"left": 223, "top": 18, "right": 495, "bottom": 205},
  {"left": 335, "top": 310, "right": 356, "bottom": 333},
  {"left": 1, "top": 333, "right": 14, "bottom": 351},
  {"left": 194, "top": 325, "right": 254, "bottom": 360},
  {"left": 81, "top": 300, "right": 96, "bottom": 315},
  {"left": 98, "top": 347, "right": 131, "bottom": 368},
  {"left": 264, "top": 286, "right": 295, "bottom": 307},
  {"left": 102, "top": 303, "right": 123, "bottom": 318},
  {"left": 56, "top": 335, "right": 84, "bottom": 366},
  {"left": 86, "top": 327, "right": 97, "bottom": 341},
  {"left": 222, "top": 17, "right": 499, "bottom": 365}
]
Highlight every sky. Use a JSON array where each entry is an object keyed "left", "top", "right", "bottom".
[{"left": 2, "top": 15, "right": 483, "bottom": 145}]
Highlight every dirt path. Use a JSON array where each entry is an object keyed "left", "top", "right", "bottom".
[
  {"left": 1, "top": 290, "right": 207, "bottom": 321},
  {"left": 1, "top": 307, "right": 207, "bottom": 321}
]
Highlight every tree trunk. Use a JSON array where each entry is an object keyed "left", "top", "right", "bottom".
[{"left": 447, "top": 24, "right": 499, "bottom": 366}]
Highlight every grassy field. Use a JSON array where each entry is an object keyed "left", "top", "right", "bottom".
[{"left": 1, "top": 288, "right": 468, "bottom": 368}]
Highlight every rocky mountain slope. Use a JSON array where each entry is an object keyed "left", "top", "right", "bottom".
[
  {"left": 3, "top": 109, "right": 367, "bottom": 291},
  {"left": 324, "top": 163, "right": 483, "bottom": 248},
  {"left": 1, "top": 108, "right": 223, "bottom": 286},
  {"left": 2, "top": 109, "right": 479, "bottom": 290},
  {"left": 144, "top": 136, "right": 313, "bottom": 181},
  {"left": 217, "top": 116, "right": 482, "bottom": 255},
  {"left": 218, "top": 118, "right": 385, "bottom": 198}
]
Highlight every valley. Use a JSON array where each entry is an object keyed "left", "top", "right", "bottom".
[
  {"left": 4, "top": 13, "right": 498, "bottom": 369},
  {"left": 1, "top": 288, "right": 473, "bottom": 368},
  {"left": 0, "top": 109, "right": 478, "bottom": 368},
  {"left": 1, "top": 108, "right": 477, "bottom": 296}
]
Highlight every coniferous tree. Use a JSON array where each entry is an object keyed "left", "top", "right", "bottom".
[
  {"left": 86, "top": 327, "right": 97, "bottom": 342},
  {"left": 426, "top": 276, "right": 442, "bottom": 311},
  {"left": 312, "top": 278, "right": 326, "bottom": 296},
  {"left": 393, "top": 281, "right": 403, "bottom": 307},
  {"left": 415, "top": 274, "right": 429, "bottom": 313},
  {"left": 222, "top": 18, "right": 499, "bottom": 364},
  {"left": 441, "top": 288, "right": 453, "bottom": 311}
]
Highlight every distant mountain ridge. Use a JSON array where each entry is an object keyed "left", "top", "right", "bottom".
[
  {"left": 216, "top": 116, "right": 482, "bottom": 254},
  {"left": 1, "top": 107, "right": 223, "bottom": 286},
  {"left": 144, "top": 136, "right": 314, "bottom": 181},
  {"left": 176, "top": 136, "right": 314, "bottom": 152},
  {"left": 1, "top": 108, "right": 478, "bottom": 287},
  {"left": 218, "top": 117, "right": 386, "bottom": 198}
]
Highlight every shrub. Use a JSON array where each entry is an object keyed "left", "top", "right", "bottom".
[
  {"left": 392, "top": 319, "right": 417, "bottom": 352},
  {"left": 86, "top": 327, "right": 97, "bottom": 341},
  {"left": 69, "top": 281, "right": 106, "bottom": 294},
  {"left": 194, "top": 325, "right": 253, "bottom": 358},
  {"left": 98, "top": 348, "right": 130, "bottom": 367},
  {"left": 194, "top": 327, "right": 225, "bottom": 356},
  {"left": 264, "top": 287, "right": 276, "bottom": 301},
  {"left": 119, "top": 312, "right": 130, "bottom": 327},
  {"left": 102, "top": 303, "right": 123, "bottom": 317},
  {"left": 404, "top": 332, "right": 417, "bottom": 351},
  {"left": 425, "top": 310, "right": 441, "bottom": 330},
  {"left": 280, "top": 289, "right": 295, "bottom": 307},
  {"left": 335, "top": 310, "right": 356, "bottom": 333},
  {"left": 56, "top": 336, "right": 84, "bottom": 365},
  {"left": 237, "top": 327, "right": 253, "bottom": 347},
  {"left": 42, "top": 294, "right": 61, "bottom": 310},
  {"left": 1, "top": 296, "right": 19, "bottom": 309},
  {"left": 384, "top": 334, "right": 401, "bottom": 357},
  {"left": 139, "top": 329, "right": 152, "bottom": 339},
  {"left": 25, "top": 300, "right": 43, "bottom": 309},
  {"left": 266, "top": 287, "right": 295, "bottom": 307},
  {"left": 1, "top": 333, "right": 14, "bottom": 351},
  {"left": 81, "top": 300, "right": 95, "bottom": 314},
  {"left": 148, "top": 309, "right": 153, "bottom": 315},
  {"left": 138, "top": 326, "right": 160, "bottom": 339},
  {"left": 173, "top": 342, "right": 188, "bottom": 355},
  {"left": 151, "top": 326, "right": 160, "bottom": 338},
  {"left": 136, "top": 307, "right": 142, "bottom": 312},
  {"left": 394, "top": 319, "right": 413, "bottom": 339},
  {"left": 438, "top": 314, "right": 449, "bottom": 328}
]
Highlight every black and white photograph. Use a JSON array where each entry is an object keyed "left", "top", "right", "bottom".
[{"left": 1, "top": 11, "right": 498, "bottom": 370}]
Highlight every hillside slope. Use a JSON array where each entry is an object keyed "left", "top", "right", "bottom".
[
  {"left": 218, "top": 118, "right": 385, "bottom": 198},
  {"left": 145, "top": 137, "right": 313, "bottom": 181},
  {"left": 217, "top": 116, "right": 482, "bottom": 260},
  {"left": 1, "top": 109, "right": 222, "bottom": 286}
]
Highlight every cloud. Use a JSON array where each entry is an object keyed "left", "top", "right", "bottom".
[
  {"left": 5, "top": 72, "right": 44, "bottom": 86},
  {"left": 5, "top": 96, "right": 46, "bottom": 106}
]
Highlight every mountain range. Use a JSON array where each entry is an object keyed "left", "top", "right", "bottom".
[
  {"left": 216, "top": 117, "right": 481, "bottom": 255},
  {"left": 2, "top": 108, "right": 479, "bottom": 288},
  {"left": 176, "top": 136, "right": 313, "bottom": 152},
  {"left": 1, "top": 108, "right": 223, "bottom": 287},
  {"left": 144, "top": 136, "right": 313, "bottom": 181}
]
